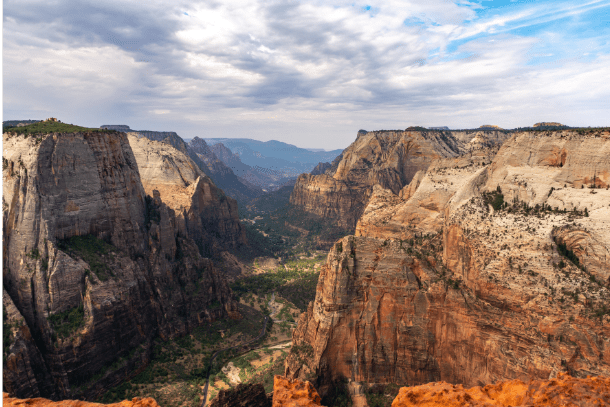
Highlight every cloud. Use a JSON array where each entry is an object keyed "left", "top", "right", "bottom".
[{"left": 3, "top": 0, "right": 610, "bottom": 149}]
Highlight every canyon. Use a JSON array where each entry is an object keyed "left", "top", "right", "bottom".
[
  {"left": 286, "top": 129, "right": 610, "bottom": 395},
  {"left": 2, "top": 129, "right": 239, "bottom": 400},
  {"left": 4, "top": 123, "right": 610, "bottom": 407},
  {"left": 289, "top": 129, "right": 510, "bottom": 229}
]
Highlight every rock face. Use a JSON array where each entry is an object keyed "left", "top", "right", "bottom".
[
  {"left": 127, "top": 131, "right": 261, "bottom": 204},
  {"left": 208, "top": 141, "right": 296, "bottom": 191},
  {"left": 289, "top": 130, "right": 510, "bottom": 229},
  {"left": 2, "top": 393, "right": 161, "bottom": 407},
  {"left": 128, "top": 134, "right": 247, "bottom": 253},
  {"left": 272, "top": 376, "right": 323, "bottom": 407},
  {"left": 310, "top": 163, "right": 331, "bottom": 176},
  {"left": 189, "top": 137, "right": 262, "bottom": 202},
  {"left": 391, "top": 373, "right": 610, "bottom": 407},
  {"left": 2, "top": 131, "right": 238, "bottom": 400},
  {"left": 286, "top": 130, "right": 610, "bottom": 393}
]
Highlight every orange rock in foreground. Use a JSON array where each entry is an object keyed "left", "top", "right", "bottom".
[
  {"left": 2, "top": 393, "right": 160, "bottom": 407},
  {"left": 391, "top": 373, "right": 610, "bottom": 407},
  {"left": 272, "top": 376, "right": 324, "bottom": 407}
]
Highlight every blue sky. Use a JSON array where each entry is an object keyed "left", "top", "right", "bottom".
[{"left": 3, "top": 0, "right": 610, "bottom": 149}]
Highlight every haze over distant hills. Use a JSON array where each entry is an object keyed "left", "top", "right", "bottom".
[{"left": 203, "top": 138, "right": 344, "bottom": 178}]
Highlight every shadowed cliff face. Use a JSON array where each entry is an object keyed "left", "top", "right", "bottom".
[
  {"left": 2, "top": 131, "right": 238, "bottom": 400},
  {"left": 286, "top": 130, "right": 610, "bottom": 392},
  {"left": 128, "top": 134, "right": 247, "bottom": 254},
  {"left": 289, "top": 130, "right": 510, "bottom": 229}
]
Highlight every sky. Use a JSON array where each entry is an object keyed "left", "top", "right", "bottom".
[{"left": 3, "top": 0, "right": 610, "bottom": 150}]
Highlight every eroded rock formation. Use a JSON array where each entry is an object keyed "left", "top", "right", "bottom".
[
  {"left": 128, "top": 134, "right": 247, "bottom": 253},
  {"left": 272, "top": 376, "right": 323, "bottom": 407},
  {"left": 2, "top": 131, "right": 238, "bottom": 400},
  {"left": 2, "top": 393, "right": 160, "bottom": 407},
  {"left": 290, "top": 130, "right": 510, "bottom": 229},
  {"left": 391, "top": 372, "right": 610, "bottom": 407},
  {"left": 286, "top": 130, "right": 610, "bottom": 393}
]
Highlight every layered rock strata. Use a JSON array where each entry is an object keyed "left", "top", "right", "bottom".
[
  {"left": 290, "top": 130, "right": 510, "bottom": 229},
  {"left": 127, "top": 131, "right": 261, "bottom": 204},
  {"left": 188, "top": 137, "right": 262, "bottom": 201},
  {"left": 128, "top": 135, "right": 247, "bottom": 253},
  {"left": 286, "top": 130, "right": 610, "bottom": 392},
  {"left": 3, "top": 131, "right": 238, "bottom": 399}
]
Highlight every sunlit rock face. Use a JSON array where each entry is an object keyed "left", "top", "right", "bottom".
[
  {"left": 286, "top": 129, "right": 610, "bottom": 393},
  {"left": 290, "top": 129, "right": 510, "bottom": 229},
  {"left": 390, "top": 373, "right": 610, "bottom": 407},
  {"left": 3, "top": 131, "right": 237, "bottom": 399},
  {"left": 128, "top": 134, "right": 247, "bottom": 253}
]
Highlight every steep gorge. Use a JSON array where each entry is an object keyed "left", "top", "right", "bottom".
[
  {"left": 2, "top": 131, "right": 239, "bottom": 400},
  {"left": 290, "top": 130, "right": 510, "bottom": 229},
  {"left": 286, "top": 130, "right": 610, "bottom": 393}
]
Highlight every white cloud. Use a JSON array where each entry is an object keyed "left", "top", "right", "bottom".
[{"left": 3, "top": 0, "right": 610, "bottom": 149}]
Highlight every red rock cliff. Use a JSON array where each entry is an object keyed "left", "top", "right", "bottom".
[{"left": 286, "top": 130, "right": 610, "bottom": 393}]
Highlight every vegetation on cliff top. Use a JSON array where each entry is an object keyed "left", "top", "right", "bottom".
[{"left": 3, "top": 121, "right": 114, "bottom": 136}]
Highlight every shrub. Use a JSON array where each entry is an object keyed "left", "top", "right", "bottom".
[
  {"left": 58, "top": 235, "right": 115, "bottom": 281},
  {"left": 48, "top": 304, "right": 85, "bottom": 338}
]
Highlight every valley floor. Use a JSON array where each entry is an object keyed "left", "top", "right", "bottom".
[{"left": 97, "top": 252, "right": 326, "bottom": 407}]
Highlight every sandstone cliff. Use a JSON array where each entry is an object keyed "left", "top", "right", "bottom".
[
  {"left": 310, "top": 163, "right": 331, "bottom": 176},
  {"left": 188, "top": 137, "right": 262, "bottom": 202},
  {"left": 272, "top": 376, "right": 323, "bottom": 407},
  {"left": 290, "top": 130, "right": 510, "bottom": 229},
  {"left": 128, "top": 134, "right": 247, "bottom": 253},
  {"left": 3, "top": 131, "right": 238, "bottom": 400},
  {"left": 127, "top": 131, "right": 261, "bottom": 204},
  {"left": 286, "top": 129, "right": 610, "bottom": 393}
]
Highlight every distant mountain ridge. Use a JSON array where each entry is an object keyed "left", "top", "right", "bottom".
[{"left": 204, "top": 138, "right": 343, "bottom": 177}]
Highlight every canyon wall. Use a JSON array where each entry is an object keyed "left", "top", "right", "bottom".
[
  {"left": 3, "top": 131, "right": 238, "bottom": 400},
  {"left": 289, "top": 130, "right": 510, "bottom": 229},
  {"left": 128, "top": 135, "right": 247, "bottom": 253},
  {"left": 286, "top": 130, "right": 610, "bottom": 393}
]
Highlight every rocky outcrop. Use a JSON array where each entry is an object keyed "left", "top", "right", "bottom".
[
  {"left": 129, "top": 132, "right": 261, "bottom": 204},
  {"left": 290, "top": 130, "right": 509, "bottom": 229},
  {"left": 286, "top": 130, "right": 610, "bottom": 393},
  {"left": 209, "top": 383, "right": 271, "bottom": 407},
  {"left": 310, "top": 163, "right": 331, "bottom": 176},
  {"left": 391, "top": 373, "right": 610, "bottom": 407},
  {"left": 272, "top": 376, "right": 323, "bottom": 407},
  {"left": 2, "top": 393, "right": 161, "bottom": 407},
  {"left": 3, "top": 131, "right": 238, "bottom": 400},
  {"left": 128, "top": 135, "right": 247, "bottom": 252}
]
